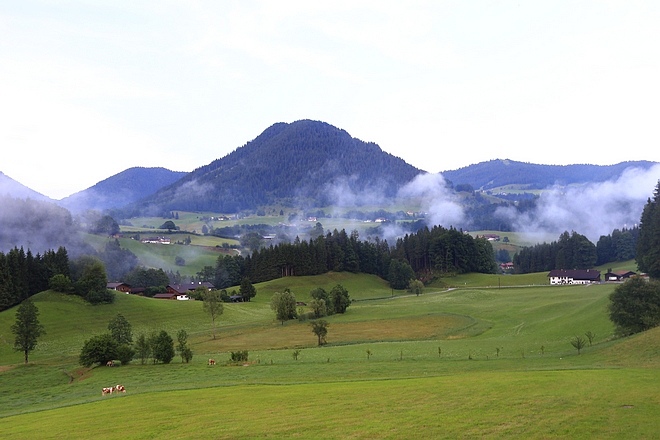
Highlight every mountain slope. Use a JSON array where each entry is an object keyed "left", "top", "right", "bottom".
[
  {"left": 58, "top": 167, "right": 186, "bottom": 213},
  {"left": 0, "top": 171, "right": 51, "bottom": 201},
  {"left": 133, "top": 120, "right": 424, "bottom": 213},
  {"left": 442, "top": 159, "right": 658, "bottom": 190}
]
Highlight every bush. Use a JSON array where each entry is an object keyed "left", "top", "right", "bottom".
[
  {"left": 609, "top": 276, "right": 660, "bottom": 335},
  {"left": 49, "top": 274, "right": 72, "bottom": 293},
  {"left": 79, "top": 334, "right": 118, "bottom": 367},
  {"left": 87, "top": 289, "right": 115, "bottom": 305},
  {"left": 230, "top": 350, "right": 249, "bottom": 363}
]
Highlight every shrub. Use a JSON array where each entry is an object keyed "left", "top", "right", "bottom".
[{"left": 230, "top": 350, "right": 249, "bottom": 363}]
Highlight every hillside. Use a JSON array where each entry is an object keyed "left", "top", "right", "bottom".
[
  {"left": 127, "top": 120, "right": 423, "bottom": 214},
  {"left": 0, "top": 171, "right": 50, "bottom": 201},
  {"left": 2, "top": 277, "right": 660, "bottom": 437},
  {"left": 442, "top": 158, "right": 658, "bottom": 190},
  {"left": 58, "top": 167, "right": 186, "bottom": 213}
]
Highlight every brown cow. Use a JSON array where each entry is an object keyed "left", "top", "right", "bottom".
[
  {"left": 102, "top": 387, "right": 113, "bottom": 396},
  {"left": 208, "top": 358, "right": 216, "bottom": 365},
  {"left": 114, "top": 384, "right": 126, "bottom": 393}
]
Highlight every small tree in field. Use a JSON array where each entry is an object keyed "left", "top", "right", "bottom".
[
  {"left": 570, "top": 335, "right": 587, "bottom": 354},
  {"left": 202, "top": 290, "right": 224, "bottom": 339},
  {"left": 177, "top": 329, "right": 193, "bottom": 363},
  {"left": 310, "top": 319, "right": 329, "bottom": 346},
  {"left": 407, "top": 279, "right": 424, "bottom": 296},
  {"left": 134, "top": 333, "right": 151, "bottom": 365},
  {"left": 271, "top": 288, "right": 297, "bottom": 324},
  {"left": 584, "top": 331, "right": 595, "bottom": 346},
  {"left": 11, "top": 300, "right": 45, "bottom": 364}
]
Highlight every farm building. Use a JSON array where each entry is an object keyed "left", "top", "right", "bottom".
[
  {"left": 603, "top": 270, "right": 637, "bottom": 282},
  {"left": 548, "top": 269, "right": 601, "bottom": 285},
  {"left": 107, "top": 282, "right": 131, "bottom": 293}
]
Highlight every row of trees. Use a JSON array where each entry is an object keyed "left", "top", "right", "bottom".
[
  {"left": 79, "top": 314, "right": 193, "bottom": 367},
  {"left": 513, "top": 231, "right": 596, "bottom": 274},
  {"left": 609, "top": 181, "right": 660, "bottom": 336},
  {"left": 204, "top": 226, "right": 496, "bottom": 291},
  {"left": 270, "top": 284, "right": 351, "bottom": 325},
  {"left": 596, "top": 227, "right": 638, "bottom": 266},
  {"left": 0, "top": 247, "right": 70, "bottom": 311}
]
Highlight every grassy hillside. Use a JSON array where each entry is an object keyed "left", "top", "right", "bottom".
[{"left": 1, "top": 273, "right": 659, "bottom": 438}]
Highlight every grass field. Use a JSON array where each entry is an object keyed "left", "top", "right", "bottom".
[{"left": 1, "top": 272, "right": 659, "bottom": 439}]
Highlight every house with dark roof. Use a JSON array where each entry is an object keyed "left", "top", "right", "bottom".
[
  {"left": 166, "top": 282, "right": 214, "bottom": 295},
  {"left": 604, "top": 270, "right": 637, "bottom": 282},
  {"left": 548, "top": 269, "right": 601, "bottom": 285}
]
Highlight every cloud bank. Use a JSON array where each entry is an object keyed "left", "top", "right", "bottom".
[{"left": 495, "top": 164, "right": 660, "bottom": 243}]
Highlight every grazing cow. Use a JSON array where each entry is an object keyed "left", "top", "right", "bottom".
[
  {"left": 106, "top": 360, "right": 114, "bottom": 367},
  {"left": 102, "top": 387, "right": 113, "bottom": 396},
  {"left": 114, "top": 384, "right": 126, "bottom": 393},
  {"left": 208, "top": 358, "right": 216, "bottom": 365}
]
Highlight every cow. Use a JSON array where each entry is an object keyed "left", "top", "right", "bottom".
[
  {"left": 102, "top": 387, "right": 113, "bottom": 396},
  {"left": 208, "top": 358, "right": 216, "bottom": 365},
  {"left": 114, "top": 384, "right": 126, "bottom": 393},
  {"left": 106, "top": 360, "right": 114, "bottom": 367}
]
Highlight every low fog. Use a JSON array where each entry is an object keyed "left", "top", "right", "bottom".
[{"left": 494, "top": 164, "right": 660, "bottom": 243}]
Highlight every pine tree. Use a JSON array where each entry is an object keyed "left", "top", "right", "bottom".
[{"left": 637, "top": 181, "right": 660, "bottom": 279}]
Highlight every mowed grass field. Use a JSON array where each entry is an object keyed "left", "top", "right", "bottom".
[{"left": 1, "top": 273, "right": 660, "bottom": 439}]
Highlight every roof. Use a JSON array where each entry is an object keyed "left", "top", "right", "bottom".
[
  {"left": 153, "top": 293, "right": 176, "bottom": 299},
  {"left": 167, "top": 282, "right": 215, "bottom": 293},
  {"left": 547, "top": 269, "right": 601, "bottom": 280}
]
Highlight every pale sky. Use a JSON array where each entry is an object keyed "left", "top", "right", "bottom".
[{"left": 1, "top": 1, "right": 660, "bottom": 200}]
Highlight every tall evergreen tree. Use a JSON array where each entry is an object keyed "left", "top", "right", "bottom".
[{"left": 637, "top": 181, "right": 660, "bottom": 279}]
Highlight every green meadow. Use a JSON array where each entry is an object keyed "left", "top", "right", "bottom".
[{"left": 1, "top": 272, "right": 660, "bottom": 439}]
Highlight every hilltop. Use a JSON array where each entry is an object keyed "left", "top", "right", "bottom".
[{"left": 125, "top": 119, "right": 423, "bottom": 214}]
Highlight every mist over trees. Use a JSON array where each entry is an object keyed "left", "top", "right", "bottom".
[{"left": 0, "top": 196, "right": 78, "bottom": 254}]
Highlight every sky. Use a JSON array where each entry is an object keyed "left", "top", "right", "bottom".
[{"left": 2, "top": 1, "right": 660, "bottom": 200}]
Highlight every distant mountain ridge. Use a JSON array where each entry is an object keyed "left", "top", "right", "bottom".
[
  {"left": 441, "top": 159, "right": 658, "bottom": 190},
  {"left": 59, "top": 167, "right": 186, "bottom": 213},
  {"left": 0, "top": 171, "right": 50, "bottom": 201},
  {"left": 4, "top": 121, "right": 659, "bottom": 215}
]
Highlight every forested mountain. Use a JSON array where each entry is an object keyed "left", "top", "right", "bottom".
[
  {"left": 126, "top": 120, "right": 423, "bottom": 214},
  {"left": 59, "top": 167, "right": 186, "bottom": 213},
  {"left": 442, "top": 159, "right": 658, "bottom": 190}
]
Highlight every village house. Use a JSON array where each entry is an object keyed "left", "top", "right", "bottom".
[
  {"left": 107, "top": 282, "right": 132, "bottom": 293},
  {"left": 166, "top": 282, "right": 214, "bottom": 295},
  {"left": 603, "top": 270, "right": 637, "bottom": 282},
  {"left": 547, "top": 269, "right": 601, "bottom": 285}
]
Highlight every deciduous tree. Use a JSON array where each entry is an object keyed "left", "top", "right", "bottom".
[
  {"left": 310, "top": 319, "right": 329, "bottom": 346},
  {"left": 79, "top": 334, "right": 118, "bottom": 367},
  {"left": 609, "top": 276, "right": 660, "bottom": 335},
  {"left": 202, "top": 290, "right": 224, "bottom": 339},
  {"left": 108, "top": 313, "right": 133, "bottom": 345},
  {"left": 271, "top": 288, "right": 297, "bottom": 324},
  {"left": 11, "top": 300, "right": 45, "bottom": 364}
]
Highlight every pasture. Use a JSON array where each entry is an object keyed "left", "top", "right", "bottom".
[{"left": 1, "top": 273, "right": 660, "bottom": 438}]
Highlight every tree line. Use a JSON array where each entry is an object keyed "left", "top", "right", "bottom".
[
  {"left": 0, "top": 247, "right": 70, "bottom": 311},
  {"left": 513, "top": 227, "right": 640, "bottom": 274},
  {"left": 203, "top": 226, "right": 497, "bottom": 290}
]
